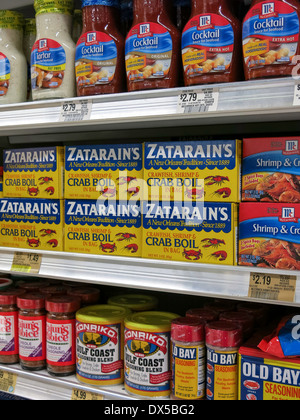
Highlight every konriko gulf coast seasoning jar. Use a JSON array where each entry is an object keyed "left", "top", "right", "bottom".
[
  {"left": 17, "top": 293, "right": 46, "bottom": 371},
  {"left": 46, "top": 296, "right": 81, "bottom": 377},
  {"left": 0, "top": 288, "right": 25, "bottom": 364},
  {"left": 205, "top": 320, "right": 243, "bottom": 400},
  {"left": 171, "top": 317, "right": 206, "bottom": 400}
]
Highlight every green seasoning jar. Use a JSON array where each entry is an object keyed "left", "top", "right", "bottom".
[
  {"left": 108, "top": 294, "right": 158, "bottom": 312},
  {"left": 76, "top": 304, "right": 131, "bottom": 386},
  {"left": 124, "top": 311, "right": 180, "bottom": 398}
]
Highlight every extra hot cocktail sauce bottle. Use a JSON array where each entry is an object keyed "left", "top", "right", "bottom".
[
  {"left": 182, "top": 0, "right": 242, "bottom": 86},
  {"left": 125, "top": 0, "right": 181, "bottom": 91},
  {"left": 76, "top": 0, "right": 125, "bottom": 96},
  {"left": 242, "top": 0, "right": 300, "bottom": 80}
]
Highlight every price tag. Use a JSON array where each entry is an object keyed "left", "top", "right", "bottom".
[
  {"left": 0, "top": 370, "right": 17, "bottom": 394},
  {"left": 177, "top": 87, "right": 219, "bottom": 114},
  {"left": 11, "top": 252, "right": 42, "bottom": 274},
  {"left": 60, "top": 99, "right": 92, "bottom": 122},
  {"left": 71, "top": 388, "right": 103, "bottom": 400},
  {"left": 249, "top": 272, "right": 297, "bottom": 302},
  {"left": 293, "top": 82, "right": 300, "bottom": 106}
]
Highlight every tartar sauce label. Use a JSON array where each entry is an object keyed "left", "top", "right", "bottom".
[
  {"left": 124, "top": 328, "right": 172, "bottom": 397},
  {"left": 125, "top": 22, "right": 172, "bottom": 82},
  {"left": 76, "top": 31, "right": 117, "bottom": 88},
  {"left": 0, "top": 53, "right": 10, "bottom": 96},
  {"left": 243, "top": 0, "right": 299, "bottom": 69},
  {"left": 182, "top": 14, "right": 234, "bottom": 77},
  {"left": 31, "top": 38, "right": 66, "bottom": 90}
]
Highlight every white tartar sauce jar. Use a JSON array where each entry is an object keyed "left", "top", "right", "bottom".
[
  {"left": 0, "top": 10, "right": 27, "bottom": 105},
  {"left": 31, "top": 0, "right": 76, "bottom": 100}
]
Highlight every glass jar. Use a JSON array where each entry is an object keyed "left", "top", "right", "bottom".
[
  {"left": 17, "top": 293, "right": 46, "bottom": 371},
  {"left": 31, "top": 0, "right": 76, "bottom": 100},
  {"left": 0, "top": 10, "right": 27, "bottom": 105},
  {"left": 181, "top": 0, "right": 242, "bottom": 86},
  {"left": 46, "top": 296, "right": 81, "bottom": 376},
  {"left": 125, "top": 0, "right": 181, "bottom": 91},
  {"left": 0, "top": 288, "right": 25, "bottom": 364},
  {"left": 67, "top": 286, "right": 100, "bottom": 306},
  {"left": 76, "top": 0, "right": 125, "bottom": 96}
]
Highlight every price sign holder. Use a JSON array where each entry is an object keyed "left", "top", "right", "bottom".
[
  {"left": 0, "top": 370, "right": 17, "bottom": 394},
  {"left": 249, "top": 272, "right": 297, "bottom": 302},
  {"left": 177, "top": 87, "right": 219, "bottom": 114},
  {"left": 71, "top": 388, "right": 103, "bottom": 400},
  {"left": 11, "top": 252, "right": 42, "bottom": 274},
  {"left": 60, "top": 99, "right": 92, "bottom": 122}
]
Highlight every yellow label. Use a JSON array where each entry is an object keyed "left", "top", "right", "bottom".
[
  {"left": 71, "top": 388, "right": 103, "bottom": 400},
  {"left": 126, "top": 55, "right": 146, "bottom": 72},
  {"left": 75, "top": 62, "right": 93, "bottom": 78},
  {"left": 207, "top": 348, "right": 238, "bottom": 400},
  {"left": 0, "top": 370, "right": 17, "bottom": 393},
  {"left": 182, "top": 49, "right": 206, "bottom": 66},
  {"left": 11, "top": 252, "right": 42, "bottom": 274},
  {"left": 172, "top": 343, "right": 205, "bottom": 399},
  {"left": 243, "top": 40, "right": 269, "bottom": 57}
]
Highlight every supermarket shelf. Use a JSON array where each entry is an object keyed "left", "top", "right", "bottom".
[
  {"left": 1, "top": 77, "right": 300, "bottom": 140},
  {"left": 1, "top": 247, "right": 300, "bottom": 307},
  {"left": 0, "top": 364, "right": 137, "bottom": 400}
]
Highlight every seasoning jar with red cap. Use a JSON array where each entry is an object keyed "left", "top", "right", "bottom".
[
  {"left": 17, "top": 293, "right": 46, "bottom": 371},
  {"left": 205, "top": 320, "right": 242, "bottom": 400},
  {"left": 67, "top": 287, "right": 100, "bottom": 307},
  {"left": 18, "top": 280, "right": 50, "bottom": 293},
  {"left": 186, "top": 308, "right": 218, "bottom": 324},
  {"left": 0, "top": 288, "right": 25, "bottom": 364},
  {"left": 46, "top": 296, "right": 81, "bottom": 377},
  {"left": 171, "top": 317, "right": 206, "bottom": 400},
  {"left": 219, "top": 311, "right": 255, "bottom": 341}
]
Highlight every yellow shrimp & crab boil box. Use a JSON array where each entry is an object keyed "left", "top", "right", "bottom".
[
  {"left": 0, "top": 198, "right": 64, "bottom": 251},
  {"left": 142, "top": 201, "right": 238, "bottom": 265},
  {"left": 143, "top": 140, "right": 241, "bottom": 202},
  {"left": 64, "top": 144, "right": 143, "bottom": 200},
  {"left": 3, "top": 147, "right": 64, "bottom": 199},
  {"left": 64, "top": 200, "right": 142, "bottom": 257}
]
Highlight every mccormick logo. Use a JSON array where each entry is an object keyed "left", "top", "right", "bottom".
[
  {"left": 198, "top": 15, "right": 214, "bottom": 30},
  {"left": 38, "top": 39, "right": 49, "bottom": 52},
  {"left": 283, "top": 139, "right": 299, "bottom": 155},
  {"left": 279, "top": 207, "right": 298, "bottom": 222},
  {"left": 138, "top": 24, "right": 152, "bottom": 38},
  {"left": 260, "top": 2, "right": 277, "bottom": 18},
  {"left": 86, "top": 32, "right": 98, "bottom": 45}
]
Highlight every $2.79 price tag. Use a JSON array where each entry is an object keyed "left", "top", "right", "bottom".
[
  {"left": 177, "top": 88, "right": 219, "bottom": 114},
  {"left": 249, "top": 272, "right": 297, "bottom": 302},
  {"left": 60, "top": 99, "right": 92, "bottom": 122}
]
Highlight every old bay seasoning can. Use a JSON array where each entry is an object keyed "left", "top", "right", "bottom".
[{"left": 76, "top": 304, "right": 131, "bottom": 386}]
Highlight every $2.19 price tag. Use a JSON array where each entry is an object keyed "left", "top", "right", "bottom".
[
  {"left": 177, "top": 88, "right": 219, "bottom": 114},
  {"left": 60, "top": 99, "right": 92, "bottom": 122},
  {"left": 249, "top": 272, "right": 297, "bottom": 302},
  {"left": 11, "top": 252, "right": 42, "bottom": 274}
]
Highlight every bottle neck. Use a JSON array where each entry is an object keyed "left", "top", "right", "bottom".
[
  {"left": 133, "top": 0, "right": 168, "bottom": 22},
  {"left": 82, "top": 5, "right": 117, "bottom": 31},
  {"left": 36, "top": 13, "right": 72, "bottom": 37}
]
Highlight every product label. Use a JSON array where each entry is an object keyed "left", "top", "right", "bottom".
[
  {"left": 239, "top": 353, "right": 300, "bottom": 400},
  {"left": 124, "top": 327, "right": 172, "bottom": 397},
  {"left": 76, "top": 321, "right": 123, "bottom": 384},
  {"left": 206, "top": 347, "right": 239, "bottom": 400},
  {"left": 31, "top": 38, "right": 66, "bottom": 90},
  {"left": 0, "top": 311, "right": 18, "bottom": 356},
  {"left": 0, "top": 53, "right": 10, "bottom": 97},
  {"left": 172, "top": 342, "right": 206, "bottom": 399},
  {"left": 18, "top": 315, "right": 46, "bottom": 362},
  {"left": 76, "top": 31, "right": 117, "bottom": 88},
  {"left": 125, "top": 22, "right": 172, "bottom": 82},
  {"left": 182, "top": 14, "right": 234, "bottom": 77},
  {"left": 46, "top": 319, "right": 76, "bottom": 366},
  {"left": 242, "top": 1, "right": 299, "bottom": 69}
]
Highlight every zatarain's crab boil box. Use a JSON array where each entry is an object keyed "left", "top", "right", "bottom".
[
  {"left": 144, "top": 140, "right": 241, "bottom": 202},
  {"left": 64, "top": 144, "right": 143, "bottom": 200},
  {"left": 0, "top": 198, "right": 64, "bottom": 251},
  {"left": 142, "top": 201, "right": 238, "bottom": 265},
  {"left": 239, "top": 203, "right": 300, "bottom": 270},
  {"left": 64, "top": 200, "right": 142, "bottom": 257},
  {"left": 3, "top": 147, "right": 64, "bottom": 199}
]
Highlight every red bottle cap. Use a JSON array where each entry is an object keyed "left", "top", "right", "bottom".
[
  {"left": 186, "top": 308, "right": 219, "bottom": 323},
  {"left": 0, "top": 288, "right": 26, "bottom": 305},
  {"left": 46, "top": 296, "right": 81, "bottom": 313},
  {"left": 171, "top": 317, "right": 205, "bottom": 343},
  {"left": 205, "top": 321, "right": 242, "bottom": 348},
  {"left": 19, "top": 281, "right": 50, "bottom": 292},
  {"left": 67, "top": 287, "right": 100, "bottom": 305},
  {"left": 42, "top": 285, "right": 70, "bottom": 297},
  {"left": 204, "top": 300, "right": 236, "bottom": 314},
  {"left": 219, "top": 311, "right": 254, "bottom": 336},
  {"left": 237, "top": 302, "right": 268, "bottom": 324},
  {"left": 17, "top": 293, "right": 46, "bottom": 310}
]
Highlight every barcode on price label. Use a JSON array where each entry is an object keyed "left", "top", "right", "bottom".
[
  {"left": 60, "top": 99, "right": 92, "bottom": 122},
  {"left": 177, "top": 88, "right": 219, "bottom": 114}
]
